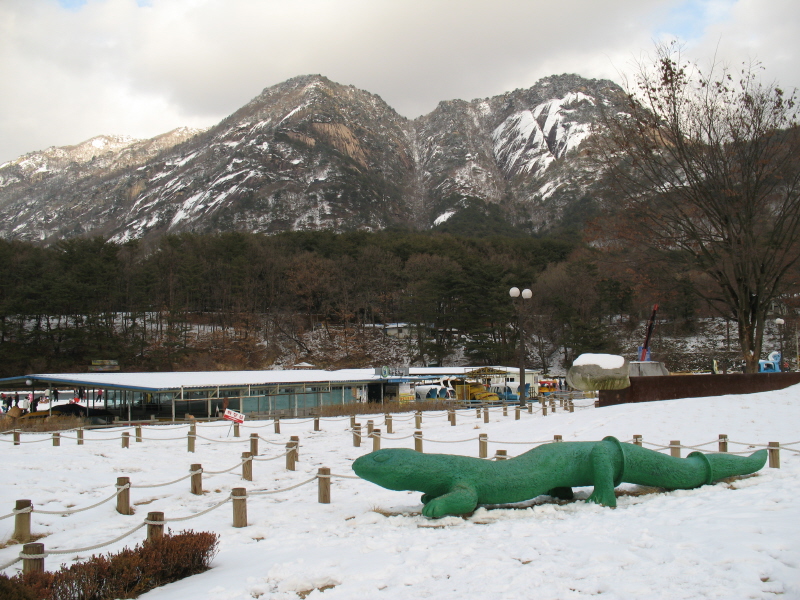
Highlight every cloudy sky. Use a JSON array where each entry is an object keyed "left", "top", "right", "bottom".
[{"left": 1, "top": 0, "right": 798, "bottom": 164}]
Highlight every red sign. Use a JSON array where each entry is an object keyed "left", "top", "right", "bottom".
[{"left": 223, "top": 408, "right": 245, "bottom": 424}]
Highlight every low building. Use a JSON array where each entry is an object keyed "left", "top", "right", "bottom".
[{"left": 0, "top": 365, "right": 538, "bottom": 421}]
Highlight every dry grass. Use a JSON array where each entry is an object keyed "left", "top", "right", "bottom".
[
  {"left": 297, "top": 585, "right": 337, "bottom": 598},
  {"left": 370, "top": 505, "right": 420, "bottom": 518},
  {"left": 0, "top": 415, "right": 89, "bottom": 433},
  {"left": 317, "top": 400, "right": 465, "bottom": 417},
  {"left": 0, "top": 533, "right": 47, "bottom": 550}
]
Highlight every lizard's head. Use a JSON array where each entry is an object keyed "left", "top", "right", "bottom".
[{"left": 353, "top": 448, "right": 435, "bottom": 492}]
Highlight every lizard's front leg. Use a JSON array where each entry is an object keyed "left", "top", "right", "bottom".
[
  {"left": 421, "top": 484, "right": 479, "bottom": 518},
  {"left": 586, "top": 440, "right": 620, "bottom": 507}
]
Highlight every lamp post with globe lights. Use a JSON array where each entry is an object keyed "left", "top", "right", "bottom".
[
  {"left": 509, "top": 287, "right": 532, "bottom": 407},
  {"left": 775, "top": 318, "right": 785, "bottom": 370}
]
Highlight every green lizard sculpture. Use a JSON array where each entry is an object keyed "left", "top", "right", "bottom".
[{"left": 352, "top": 437, "right": 768, "bottom": 518}]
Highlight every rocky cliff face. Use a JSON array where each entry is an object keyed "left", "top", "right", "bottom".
[{"left": 0, "top": 73, "right": 626, "bottom": 243}]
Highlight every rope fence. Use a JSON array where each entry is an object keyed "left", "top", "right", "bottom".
[
  {"left": 1, "top": 424, "right": 794, "bottom": 575},
  {"left": 0, "top": 395, "right": 593, "bottom": 445}
]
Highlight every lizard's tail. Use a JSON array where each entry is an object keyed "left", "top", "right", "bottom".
[{"left": 688, "top": 449, "right": 768, "bottom": 484}]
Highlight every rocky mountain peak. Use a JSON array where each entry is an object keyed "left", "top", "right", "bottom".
[{"left": 0, "top": 73, "right": 626, "bottom": 243}]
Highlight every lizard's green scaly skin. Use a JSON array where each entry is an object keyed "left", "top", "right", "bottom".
[{"left": 352, "top": 437, "right": 768, "bottom": 518}]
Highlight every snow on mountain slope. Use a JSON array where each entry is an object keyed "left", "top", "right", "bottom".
[
  {"left": 492, "top": 91, "right": 595, "bottom": 177},
  {"left": 0, "top": 74, "right": 626, "bottom": 242}
]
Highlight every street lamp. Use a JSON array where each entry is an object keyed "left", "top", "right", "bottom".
[
  {"left": 509, "top": 287, "right": 532, "bottom": 407},
  {"left": 775, "top": 318, "right": 786, "bottom": 370}
]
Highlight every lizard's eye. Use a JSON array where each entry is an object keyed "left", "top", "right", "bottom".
[{"left": 373, "top": 452, "right": 390, "bottom": 463}]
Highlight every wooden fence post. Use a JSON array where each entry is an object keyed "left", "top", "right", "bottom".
[
  {"left": 146, "top": 511, "right": 164, "bottom": 541},
  {"left": 551, "top": 399, "right": 556, "bottom": 413},
  {"left": 13, "top": 499, "right": 32, "bottom": 543},
  {"left": 285, "top": 442, "right": 296, "bottom": 471},
  {"left": 515, "top": 407, "right": 520, "bottom": 420},
  {"left": 479, "top": 434, "right": 488, "bottom": 458},
  {"left": 77, "top": 428, "right": 84, "bottom": 445},
  {"left": 415, "top": 411, "right": 422, "bottom": 429},
  {"left": 232, "top": 488, "right": 247, "bottom": 528},
  {"left": 52, "top": 432, "right": 60, "bottom": 447},
  {"left": 483, "top": 407, "right": 489, "bottom": 424},
  {"left": 527, "top": 403, "right": 533, "bottom": 414},
  {"left": 568, "top": 402, "right": 574, "bottom": 413},
  {"left": 718, "top": 434, "right": 728, "bottom": 453},
  {"left": 250, "top": 433, "right": 259, "bottom": 456},
  {"left": 122, "top": 431, "right": 130, "bottom": 449},
  {"left": 633, "top": 435, "right": 642, "bottom": 447},
  {"left": 289, "top": 435, "right": 300, "bottom": 459},
  {"left": 317, "top": 468, "right": 331, "bottom": 504},
  {"left": 190, "top": 464, "right": 202, "bottom": 495},
  {"left": 372, "top": 428, "right": 381, "bottom": 452},
  {"left": 495, "top": 450, "right": 508, "bottom": 460},
  {"left": 187, "top": 425, "right": 196, "bottom": 453},
  {"left": 116, "top": 476, "right": 132, "bottom": 515},
  {"left": 314, "top": 417, "right": 320, "bottom": 432},
  {"left": 414, "top": 431, "right": 423, "bottom": 453},
  {"left": 353, "top": 424, "right": 361, "bottom": 447},
  {"left": 241, "top": 452, "right": 252, "bottom": 481},
  {"left": 502, "top": 403, "right": 508, "bottom": 417},
  {"left": 135, "top": 425, "right": 142, "bottom": 443},
  {"left": 768, "top": 442, "right": 780, "bottom": 468},
  {"left": 594, "top": 400, "right": 600, "bottom": 408},
  {"left": 233, "top": 423, "right": 240, "bottom": 437},
  {"left": 22, "top": 542, "right": 45, "bottom": 575},
  {"left": 543, "top": 405, "right": 548, "bottom": 417},
  {"left": 367, "top": 420, "right": 374, "bottom": 437},
  {"left": 670, "top": 440, "right": 681, "bottom": 458},
  {"left": 350, "top": 415, "right": 356, "bottom": 429},
  {"left": 385, "top": 414, "right": 392, "bottom": 434},
  {"left": 273, "top": 417, "right": 280, "bottom": 434},
  {"left": 13, "top": 430, "right": 20, "bottom": 446},
  {"left": 476, "top": 407, "right": 481, "bottom": 419},
  {"left": 554, "top": 435, "right": 563, "bottom": 442}
]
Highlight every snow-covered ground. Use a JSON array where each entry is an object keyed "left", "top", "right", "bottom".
[{"left": 1, "top": 387, "right": 799, "bottom": 599}]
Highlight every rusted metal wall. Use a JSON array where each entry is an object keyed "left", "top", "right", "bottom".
[{"left": 598, "top": 372, "right": 800, "bottom": 406}]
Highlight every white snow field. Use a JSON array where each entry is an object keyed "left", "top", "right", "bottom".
[{"left": 1, "top": 387, "right": 799, "bottom": 599}]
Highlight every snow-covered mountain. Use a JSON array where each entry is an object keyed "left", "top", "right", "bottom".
[{"left": 0, "top": 74, "right": 626, "bottom": 242}]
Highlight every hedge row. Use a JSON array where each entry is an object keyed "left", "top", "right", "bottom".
[{"left": 1, "top": 530, "right": 219, "bottom": 600}]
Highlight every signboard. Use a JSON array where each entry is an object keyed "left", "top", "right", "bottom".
[
  {"left": 223, "top": 408, "right": 245, "bottom": 424},
  {"left": 89, "top": 360, "right": 120, "bottom": 372},
  {"left": 375, "top": 366, "right": 410, "bottom": 377}
]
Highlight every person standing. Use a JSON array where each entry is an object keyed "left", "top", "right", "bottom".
[{"left": 19, "top": 394, "right": 29, "bottom": 415}]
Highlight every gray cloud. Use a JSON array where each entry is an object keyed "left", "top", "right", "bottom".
[{"left": 1, "top": 0, "right": 798, "bottom": 163}]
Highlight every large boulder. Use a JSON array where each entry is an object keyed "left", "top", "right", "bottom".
[{"left": 567, "top": 353, "right": 630, "bottom": 391}]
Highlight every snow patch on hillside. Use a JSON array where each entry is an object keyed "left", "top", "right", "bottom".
[
  {"left": 492, "top": 92, "right": 595, "bottom": 177},
  {"left": 434, "top": 210, "right": 456, "bottom": 225}
]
